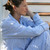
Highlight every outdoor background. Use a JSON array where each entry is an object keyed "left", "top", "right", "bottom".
[{"left": 0, "top": 0, "right": 50, "bottom": 49}]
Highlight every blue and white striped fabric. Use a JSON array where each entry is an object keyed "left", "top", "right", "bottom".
[{"left": 1, "top": 13, "right": 50, "bottom": 50}]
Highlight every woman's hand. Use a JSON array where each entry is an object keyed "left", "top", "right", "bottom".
[
  {"left": 45, "top": 21, "right": 50, "bottom": 26},
  {"left": 26, "top": 8, "right": 35, "bottom": 19}
]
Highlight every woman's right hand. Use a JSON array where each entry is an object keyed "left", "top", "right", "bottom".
[{"left": 26, "top": 8, "right": 35, "bottom": 18}]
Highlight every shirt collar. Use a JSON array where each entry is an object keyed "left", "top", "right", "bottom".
[
  {"left": 8, "top": 13, "right": 22, "bottom": 23},
  {"left": 9, "top": 13, "right": 18, "bottom": 22}
]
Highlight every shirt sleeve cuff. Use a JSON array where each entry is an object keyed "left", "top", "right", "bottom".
[{"left": 33, "top": 13, "right": 42, "bottom": 22}]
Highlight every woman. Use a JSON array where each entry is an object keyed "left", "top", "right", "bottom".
[{"left": 1, "top": 0, "right": 50, "bottom": 50}]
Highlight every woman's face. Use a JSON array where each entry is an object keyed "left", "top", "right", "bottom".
[{"left": 15, "top": 0, "right": 28, "bottom": 16}]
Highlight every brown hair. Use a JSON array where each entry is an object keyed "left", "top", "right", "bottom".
[{"left": 3, "top": 0, "right": 23, "bottom": 14}]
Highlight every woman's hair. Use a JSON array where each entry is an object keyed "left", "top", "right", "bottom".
[{"left": 3, "top": 0, "right": 23, "bottom": 14}]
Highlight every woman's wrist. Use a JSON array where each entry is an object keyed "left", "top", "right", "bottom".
[{"left": 26, "top": 10, "right": 35, "bottom": 18}]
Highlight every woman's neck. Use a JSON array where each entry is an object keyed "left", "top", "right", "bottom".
[{"left": 11, "top": 12, "right": 21, "bottom": 23}]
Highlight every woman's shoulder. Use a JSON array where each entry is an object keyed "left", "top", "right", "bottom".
[
  {"left": 2, "top": 16, "right": 15, "bottom": 26},
  {"left": 2, "top": 17, "right": 10, "bottom": 23}
]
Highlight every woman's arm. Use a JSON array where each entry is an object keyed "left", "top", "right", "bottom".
[
  {"left": 26, "top": 9, "right": 44, "bottom": 25},
  {"left": 2, "top": 20, "right": 49, "bottom": 38},
  {"left": 26, "top": 10, "right": 50, "bottom": 30},
  {"left": 26, "top": 9, "right": 50, "bottom": 27}
]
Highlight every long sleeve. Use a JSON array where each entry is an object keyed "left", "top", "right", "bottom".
[
  {"left": 2, "top": 20, "right": 49, "bottom": 38},
  {"left": 32, "top": 13, "right": 44, "bottom": 25},
  {"left": 22, "top": 13, "right": 44, "bottom": 27}
]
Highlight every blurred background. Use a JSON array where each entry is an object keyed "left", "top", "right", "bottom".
[{"left": 0, "top": 0, "right": 50, "bottom": 49}]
